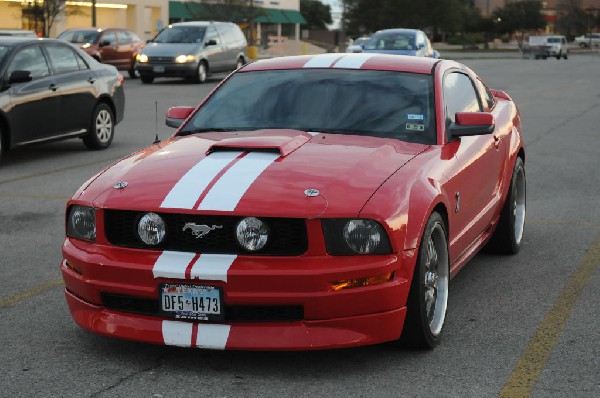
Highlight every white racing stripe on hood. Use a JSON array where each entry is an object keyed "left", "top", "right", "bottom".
[
  {"left": 161, "top": 151, "right": 243, "bottom": 209},
  {"left": 190, "top": 254, "right": 237, "bottom": 282},
  {"left": 303, "top": 53, "right": 342, "bottom": 68},
  {"left": 196, "top": 324, "right": 231, "bottom": 349},
  {"left": 198, "top": 152, "right": 280, "bottom": 211},
  {"left": 153, "top": 251, "right": 196, "bottom": 279},
  {"left": 162, "top": 320, "right": 193, "bottom": 347},
  {"left": 333, "top": 53, "right": 374, "bottom": 69}
]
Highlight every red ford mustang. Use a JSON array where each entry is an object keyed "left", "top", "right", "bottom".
[{"left": 61, "top": 53, "right": 525, "bottom": 350}]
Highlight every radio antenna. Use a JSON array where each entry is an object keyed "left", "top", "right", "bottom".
[{"left": 153, "top": 101, "right": 160, "bottom": 144}]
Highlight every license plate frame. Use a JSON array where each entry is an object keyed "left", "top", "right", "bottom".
[
  {"left": 159, "top": 283, "right": 224, "bottom": 321},
  {"left": 153, "top": 65, "right": 165, "bottom": 73}
]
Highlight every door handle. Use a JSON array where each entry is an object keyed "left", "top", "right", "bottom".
[
  {"left": 87, "top": 77, "right": 96, "bottom": 84},
  {"left": 48, "top": 83, "right": 58, "bottom": 91}
]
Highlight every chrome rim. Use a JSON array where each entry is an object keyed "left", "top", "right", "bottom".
[
  {"left": 513, "top": 166, "right": 526, "bottom": 245},
  {"left": 198, "top": 63, "right": 206, "bottom": 82},
  {"left": 95, "top": 109, "right": 112, "bottom": 143},
  {"left": 423, "top": 222, "right": 449, "bottom": 337}
]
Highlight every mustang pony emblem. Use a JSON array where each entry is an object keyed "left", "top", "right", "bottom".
[{"left": 182, "top": 223, "right": 223, "bottom": 239}]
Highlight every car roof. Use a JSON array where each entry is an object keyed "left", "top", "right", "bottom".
[
  {"left": 171, "top": 21, "right": 229, "bottom": 27},
  {"left": 242, "top": 53, "right": 439, "bottom": 75},
  {"left": 0, "top": 37, "right": 67, "bottom": 46},
  {"left": 374, "top": 28, "right": 422, "bottom": 35}
]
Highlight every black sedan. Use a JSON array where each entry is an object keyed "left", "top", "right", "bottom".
[{"left": 0, "top": 37, "right": 125, "bottom": 162}]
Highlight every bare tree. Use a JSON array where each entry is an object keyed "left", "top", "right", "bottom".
[{"left": 21, "top": 0, "right": 66, "bottom": 37}]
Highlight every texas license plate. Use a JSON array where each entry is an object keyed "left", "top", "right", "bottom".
[
  {"left": 160, "top": 283, "right": 223, "bottom": 321},
  {"left": 153, "top": 65, "right": 165, "bottom": 73}
]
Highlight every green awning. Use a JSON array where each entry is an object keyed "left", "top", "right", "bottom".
[
  {"left": 282, "top": 10, "right": 306, "bottom": 25},
  {"left": 169, "top": 2, "right": 303, "bottom": 25}
]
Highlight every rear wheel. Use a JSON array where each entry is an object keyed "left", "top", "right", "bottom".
[
  {"left": 400, "top": 211, "right": 449, "bottom": 349},
  {"left": 236, "top": 57, "right": 245, "bottom": 70},
  {"left": 140, "top": 74, "right": 154, "bottom": 84},
  {"left": 563, "top": 52, "right": 568, "bottom": 60},
  {"left": 486, "top": 156, "right": 526, "bottom": 254},
  {"left": 83, "top": 103, "right": 114, "bottom": 150}
]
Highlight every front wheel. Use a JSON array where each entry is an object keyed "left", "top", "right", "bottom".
[
  {"left": 140, "top": 74, "right": 154, "bottom": 84},
  {"left": 486, "top": 156, "right": 526, "bottom": 254},
  {"left": 195, "top": 61, "right": 207, "bottom": 84},
  {"left": 83, "top": 103, "right": 114, "bottom": 150},
  {"left": 400, "top": 211, "right": 449, "bottom": 349}
]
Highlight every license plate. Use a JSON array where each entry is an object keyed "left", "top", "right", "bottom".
[
  {"left": 160, "top": 283, "right": 224, "bottom": 321},
  {"left": 153, "top": 65, "right": 165, "bottom": 73}
]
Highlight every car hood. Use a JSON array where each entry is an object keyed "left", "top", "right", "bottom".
[
  {"left": 141, "top": 42, "right": 201, "bottom": 57},
  {"left": 79, "top": 130, "right": 428, "bottom": 218}
]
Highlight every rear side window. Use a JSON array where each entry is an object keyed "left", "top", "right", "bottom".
[
  {"left": 46, "top": 45, "right": 83, "bottom": 74},
  {"left": 101, "top": 31, "right": 117, "bottom": 46},
  {"left": 443, "top": 72, "right": 481, "bottom": 123},
  {"left": 7, "top": 45, "right": 50, "bottom": 78}
]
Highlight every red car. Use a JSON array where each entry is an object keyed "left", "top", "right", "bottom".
[
  {"left": 57, "top": 28, "right": 144, "bottom": 78},
  {"left": 61, "top": 54, "right": 525, "bottom": 350}
]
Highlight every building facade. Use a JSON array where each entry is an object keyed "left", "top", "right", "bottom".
[{"left": 0, "top": 0, "right": 169, "bottom": 40}]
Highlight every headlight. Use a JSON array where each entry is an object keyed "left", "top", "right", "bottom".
[
  {"left": 67, "top": 205, "right": 96, "bottom": 241},
  {"left": 137, "top": 212, "right": 166, "bottom": 246},
  {"left": 175, "top": 54, "right": 196, "bottom": 63},
  {"left": 137, "top": 53, "right": 148, "bottom": 63},
  {"left": 322, "top": 219, "right": 392, "bottom": 255},
  {"left": 235, "top": 217, "right": 269, "bottom": 251}
]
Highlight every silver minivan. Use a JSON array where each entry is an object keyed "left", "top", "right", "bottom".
[{"left": 135, "top": 21, "right": 247, "bottom": 84}]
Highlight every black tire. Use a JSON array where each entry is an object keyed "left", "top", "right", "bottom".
[
  {"left": 140, "top": 74, "right": 154, "bottom": 84},
  {"left": 194, "top": 61, "right": 207, "bottom": 84},
  {"left": 486, "top": 156, "right": 526, "bottom": 254},
  {"left": 556, "top": 53, "right": 561, "bottom": 60},
  {"left": 0, "top": 123, "right": 4, "bottom": 163},
  {"left": 400, "top": 212, "right": 449, "bottom": 349},
  {"left": 83, "top": 103, "right": 114, "bottom": 150},
  {"left": 128, "top": 67, "right": 137, "bottom": 79},
  {"left": 564, "top": 53, "right": 568, "bottom": 60}
]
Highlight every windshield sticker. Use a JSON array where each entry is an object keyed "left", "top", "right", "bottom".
[
  {"left": 407, "top": 114, "right": 424, "bottom": 121},
  {"left": 406, "top": 123, "right": 425, "bottom": 132}
]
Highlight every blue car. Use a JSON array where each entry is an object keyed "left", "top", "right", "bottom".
[{"left": 361, "top": 28, "right": 439, "bottom": 59}]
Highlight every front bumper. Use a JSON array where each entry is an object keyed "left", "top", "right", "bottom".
[
  {"left": 61, "top": 238, "right": 415, "bottom": 350},
  {"left": 135, "top": 62, "right": 197, "bottom": 78}
]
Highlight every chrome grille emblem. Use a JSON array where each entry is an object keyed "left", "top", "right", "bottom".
[{"left": 182, "top": 223, "right": 222, "bottom": 239}]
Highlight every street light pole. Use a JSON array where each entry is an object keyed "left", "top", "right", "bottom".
[{"left": 92, "top": 0, "right": 97, "bottom": 27}]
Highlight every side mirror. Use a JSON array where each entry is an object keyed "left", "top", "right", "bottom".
[
  {"left": 99, "top": 40, "right": 111, "bottom": 47},
  {"left": 449, "top": 112, "right": 495, "bottom": 137},
  {"left": 166, "top": 106, "right": 195, "bottom": 128},
  {"left": 205, "top": 39, "right": 217, "bottom": 46},
  {"left": 8, "top": 70, "right": 32, "bottom": 84}
]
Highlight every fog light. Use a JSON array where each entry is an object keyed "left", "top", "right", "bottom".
[
  {"left": 331, "top": 272, "right": 393, "bottom": 291},
  {"left": 137, "top": 212, "right": 166, "bottom": 245},
  {"left": 235, "top": 217, "right": 269, "bottom": 251}
]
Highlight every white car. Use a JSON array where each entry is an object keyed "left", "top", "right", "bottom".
[
  {"left": 346, "top": 37, "right": 370, "bottom": 53},
  {"left": 575, "top": 33, "right": 600, "bottom": 48}
]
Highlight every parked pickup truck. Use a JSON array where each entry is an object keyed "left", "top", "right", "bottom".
[{"left": 522, "top": 35, "right": 568, "bottom": 60}]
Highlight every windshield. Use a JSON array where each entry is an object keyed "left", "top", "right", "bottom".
[
  {"left": 153, "top": 26, "right": 206, "bottom": 44},
  {"left": 58, "top": 30, "right": 101, "bottom": 44},
  {"left": 0, "top": 46, "right": 8, "bottom": 63},
  {"left": 180, "top": 69, "right": 436, "bottom": 145},
  {"left": 364, "top": 33, "right": 415, "bottom": 51}
]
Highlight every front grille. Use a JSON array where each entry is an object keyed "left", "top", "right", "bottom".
[
  {"left": 101, "top": 293, "right": 304, "bottom": 322},
  {"left": 148, "top": 56, "right": 174, "bottom": 63},
  {"left": 104, "top": 210, "right": 308, "bottom": 256}
]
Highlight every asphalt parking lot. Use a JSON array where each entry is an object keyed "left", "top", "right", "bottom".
[{"left": 1, "top": 54, "right": 599, "bottom": 397}]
